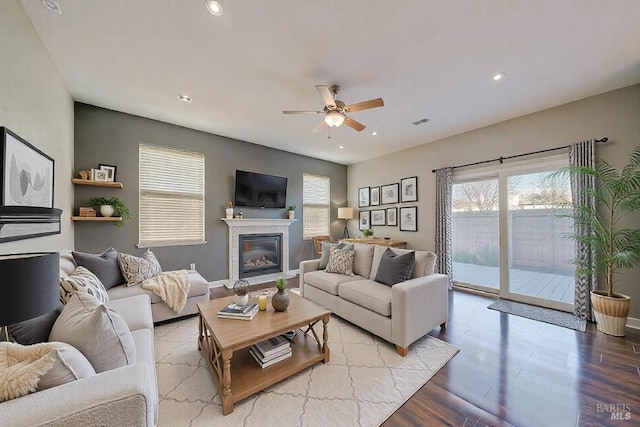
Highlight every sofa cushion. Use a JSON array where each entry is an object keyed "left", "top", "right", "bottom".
[
  {"left": 0, "top": 341, "right": 95, "bottom": 402},
  {"left": 8, "top": 303, "right": 64, "bottom": 345},
  {"left": 325, "top": 247, "right": 355, "bottom": 276},
  {"left": 370, "top": 246, "right": 436, "bottom": 280},
  {"left": 304, "top": 270, "right": 363, "bottom": 295},
  {"left": 72, "top": 247, "right": 126, "bottom": 290},
  {"left": 117, "top": 249, "right": 162, "bottom": 286},
  {"left": 107, "top": 294, "right": 154, "bottom": 332},
  {"left": 319, "top": 241, "right": 354, "bottom": 270},
  {"left": 59, "top": 266, "right": 109, "bottom": 304},
  {"left": 338, "top": 280, "right": 392, "bottom": 317},
  {"left": 375, "top": 248, "right": 415, "bottom": 286},
  {"left": 352, "top": 243, "right": 374, "bottom": 278},
  {"left": 49, "top": 292, "right": 136, "bottom": 373},
  {"left": 108, "top": 283, "right": 163, "bottom": 304}
]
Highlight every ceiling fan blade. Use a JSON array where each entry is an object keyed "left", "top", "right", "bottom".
[
  {"left": 315, "top": 85, "right": 336, "bottom": 108},
  {"left": 344, "top": 116, "right": 366, "bottom": 132},
  {"left": 312, "top": 120, "right": 327, "bottom": 134},
  {"left": 344, "top": 98, "right": 384, "bottom": 113},
  {"left": 282, "top": 110, "right": 323, "bottom": 114}
]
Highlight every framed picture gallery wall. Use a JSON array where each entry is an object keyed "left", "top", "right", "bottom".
[{"left": 356, "top": 176, "right": 418, "bottom": 233}]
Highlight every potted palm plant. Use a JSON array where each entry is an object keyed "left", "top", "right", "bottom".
[
  {"left": 561, "top": 147, "right": 640, "bottom": 336},
  {"left": 89, "top": 196, "right": 132, "bottom": 226}
]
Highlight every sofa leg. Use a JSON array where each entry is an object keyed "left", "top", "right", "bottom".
[
  {"left": 440, "top": 322, "right": 447, "bottom": 329},
  {"left": 396, "top": 345, "right": 408, "bottom": 357}
]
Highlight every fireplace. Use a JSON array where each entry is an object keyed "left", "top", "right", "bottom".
[{"left": 239, "top": 234, "right": 282, "bottom": 278}]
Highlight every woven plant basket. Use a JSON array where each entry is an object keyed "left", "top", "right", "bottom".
[{"left": 590, "top": 291, "right": 631, "bottom": 336}]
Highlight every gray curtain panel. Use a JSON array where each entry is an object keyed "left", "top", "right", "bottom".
[
  {"left": 570, "top": 140, "right": 597, "bottom": 321},
  {"left": 435, "top": 168, "right": 453, "bottom": 289}
]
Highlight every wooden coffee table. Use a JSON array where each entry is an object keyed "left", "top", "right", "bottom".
[{"left": 197, "top": 292, "right": 331, "bottom": 415}]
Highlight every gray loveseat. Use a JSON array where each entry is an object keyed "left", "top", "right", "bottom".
[{"left": 300, "top": 243, "right": 448, "bottom": 355}]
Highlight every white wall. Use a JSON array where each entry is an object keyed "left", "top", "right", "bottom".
[
  {"left": 0, "top": 0, "right": 74, "bottom": 252},
  {"left": 348, "top": 84, "right": 640, "bottom": 318}
]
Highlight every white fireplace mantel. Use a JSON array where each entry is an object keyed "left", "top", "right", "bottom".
[{"left": 222, "top": 218, "right": 297, "bottom": 288}]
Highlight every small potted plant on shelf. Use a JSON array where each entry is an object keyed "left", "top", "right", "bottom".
[
  {"left": 225, "top": 201, "right": 234, "bottom": 219},
  {"left": 363, "top": 228, "right": 374, "bottom": 238},
  {"left": 271, "top": 277, "right": 290, "bottom": 312},
  {"left": 287, "top": 205, "right": 296, "bottom": 219},
  {"left": 89, "top": 196, "right": 132, "bottom": 226}
]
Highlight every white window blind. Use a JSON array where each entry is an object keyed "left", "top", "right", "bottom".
[
  {"left": 303, "top": 173, "right": 330, "bottom": 239},
  {"left": 139, "top": 144, "right": 205, "bottom": 247}
]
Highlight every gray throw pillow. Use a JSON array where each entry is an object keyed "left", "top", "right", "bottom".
[
  {"left": 72, "top": 247, "right": 125, "bottom": 290},
  {"left": 319, "top": 241, "right": 354, "bottom": 269},
  {"left": 374, "top": 248, "right": 416, "bottom": 286},
  {"left": 8, "top": 303, "right": 64, "bottom": 345}
]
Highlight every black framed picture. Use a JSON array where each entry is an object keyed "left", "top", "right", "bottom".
[
  {"left": 99, "top": 164, "right": 117, "bottom": 182},
  {"left": 386, "top": 207, "right": 397, "bottom": 226},
  {"left": 370, "top": 186, "right": 380, "bottom": 206},
  {"left": 358, "top": 187, "right": 370, "bottom": 208},
  {"left": 371, "top": 209, "right": 386, "bottom": 226},
  {"left": 400, "top": 176, "right": 418, "bottom": 203},
  {"left": 359, "top": 210, "right": 370, "bottom": 230},
  {"left": 1, "top": 127, "right": 54, "bottom": 208},
  {"left": 381, "top": 183, "right": 399, "bottom": 205},
  {"left": 399, "top": 206, "right": 418, "bottom": 232}
]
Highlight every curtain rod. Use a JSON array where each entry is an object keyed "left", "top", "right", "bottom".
[{"left": 431, "top": 137, "right": 609, "bottom": 173}]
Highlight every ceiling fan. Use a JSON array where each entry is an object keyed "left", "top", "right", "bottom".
[{"left": 283, "top": 85, "right": 384, "bottom": 133}]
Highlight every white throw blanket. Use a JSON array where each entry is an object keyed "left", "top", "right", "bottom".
[{"left": 141, "top": 270, "right": 191, "bottom": 313}]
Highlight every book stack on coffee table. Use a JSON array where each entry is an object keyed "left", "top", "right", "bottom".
[
  {"left": 217, "top": 302, "right": 258, "bottom": 320},
  {"left": 249, "top": 335, "right": 292, "bottom": 368}
]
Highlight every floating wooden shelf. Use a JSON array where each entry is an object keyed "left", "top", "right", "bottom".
[
  {"left": 71, "top": 178, "right": 123, "bottom": 188},
  {"left": 71, "top": 216, "right": 122, "bottom": 222}
]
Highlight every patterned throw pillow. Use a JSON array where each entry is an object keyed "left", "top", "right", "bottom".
[
  {"left": 319, "top": 241, "right": 354, "bottom": 270},
  {"left": 325, "top": 247, "right": 355, "bottom": 276},
  {"left": 117, "top": 249, "right": 162, "bottom": 286},
  {"left": 59, "top": 266, "right": 109, "bottom": 304}
]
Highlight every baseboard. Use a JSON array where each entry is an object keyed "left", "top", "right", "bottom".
[{"left": 626, "top": 316, "right": 640, "bottom": 330}]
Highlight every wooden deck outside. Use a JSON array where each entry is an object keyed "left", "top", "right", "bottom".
[{"left": 453, "top": 262, "right": 575, "bottom": 304}]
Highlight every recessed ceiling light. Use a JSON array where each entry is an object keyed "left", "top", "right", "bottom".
[
  {"left": 371, "top": 131, "right": 378, "bottom": 136},
  {"left": 178, "top": 94, "right": 192, "bottom": 103},
  {"left": 204, "top": 0, "right": 224, "bottom": 16},
  {"left": 339, "top": 146, "right": 344, "bottom": 149},
  {"left": 492, "top": 72, "right": 505, "bottom": 81},
  {"left": 42, "top": 0, "right": 62, "bottom": 14}
]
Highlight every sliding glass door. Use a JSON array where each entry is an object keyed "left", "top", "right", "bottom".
[{"left": 452, "top": 155, "right": 575, "bottom": 311}]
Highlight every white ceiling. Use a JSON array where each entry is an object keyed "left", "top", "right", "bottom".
[{"left": 21, "top": 0, "right": 640, "bottom": 165}]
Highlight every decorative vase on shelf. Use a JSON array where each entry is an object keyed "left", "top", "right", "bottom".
[
  {"left": 233, "top": 279, "right": 250, "bottom": 306},
  {"left": 226, "top": 208, "right": 234, "bottom": 219},
  {"left": 100, "top": 205, "right": 115, "bottom": 217},
  {"left": 287, "top": 210, "right": 295, "bottom": 219},
  {"left": 271, "top": 288, "right": 290, "bottom": 312}
]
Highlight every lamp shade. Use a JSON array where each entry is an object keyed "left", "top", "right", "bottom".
[
  {"left": 0, "top": 252, "right": 59, "bottom": 326},
  {"left": 324, "top": 111, "right": 345, "bottom": 127},
  {"left": 338, "top": 207, "right": 354, "bottom": 220}
]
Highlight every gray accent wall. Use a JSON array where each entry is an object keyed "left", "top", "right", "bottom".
[
  {"left": 0, "top": 0, "right": 74, "bottom": 253},
  {"left": 74, "top": 103, "right": 347, "bottom": 281},
  {"left": 348, "top": 84, "right": 640, "bottom": 319}
]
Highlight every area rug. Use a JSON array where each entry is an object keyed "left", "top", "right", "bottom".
[
  {"left": 488, "top": 299, "right": 586, "bottom": 332},
  {"left": 154, "top": 315, "right": 459, "bottom": 427}
]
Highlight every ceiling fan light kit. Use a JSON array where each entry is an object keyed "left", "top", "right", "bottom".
[
  {"left": 283, "top": 84, "right": 384, "bottom": 133},
  {"left": 204, "top": 0, "right": 224, "bottom": 16}
]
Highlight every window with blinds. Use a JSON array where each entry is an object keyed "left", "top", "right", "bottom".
[
  {"left": 303, "top": 173, "right": 330, "bottom": 239},
  {"left": 138, "top": 144, "right": 205, "bottom": 247}
]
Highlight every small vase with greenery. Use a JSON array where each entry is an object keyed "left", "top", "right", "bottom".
[
  {"left": 363, "top": 229, "right": 374, "bottom": 238},
  {"left": 233, "top": 279, "right": 250, "bottom": 306},
  {"left": 89, "top": 196, "right": 132, "bottom": 226},
  {"left": 272, "top": 277, "right": 290, "bottom": 311},
  {"left": 557, "top": 147, "right": 640, "bottom": 336},
  {"left": 287, "top": 205, "right": 296, "bottom": 220}
]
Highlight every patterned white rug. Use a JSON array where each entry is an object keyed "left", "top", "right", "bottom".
[{"left": 155, "top": 315, "right": 459, "bottom": 427}]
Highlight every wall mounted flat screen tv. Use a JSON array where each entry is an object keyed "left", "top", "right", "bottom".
[{"left": 234, "top": 170, "right": 287, "bottom": 208}]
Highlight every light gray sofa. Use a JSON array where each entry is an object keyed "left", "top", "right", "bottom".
[
  {"left": 0, "top": 293, "right": 158, "bottom": 427},
  {"left": 60, "top": 250, "right": 210, "bottom": 323},
  {"left": 300, "top": 243, "right": 449, "bottom": 355}
]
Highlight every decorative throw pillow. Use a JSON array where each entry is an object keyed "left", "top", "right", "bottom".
[
  {"left": 117, "top": 249, "right": 162, "bottom": 286},
  {"left": 8, "top": 303, "right": 64, "bottom": 345},
  {"left": 49, "top": 292, "right": 136, "bottom": 373},
  {"left": 72, "top": 247, "right": 126, "bottom": 290},
  {"left": 319, "top": 241, "right": 354, "bottom": 270},
  {"left": 0, "top": 341, "right": 94, "bottom": 402},
  {"left": 325, "top": 247, "right": 355, "bottom": 276},
  {"left": 59, "top": 266, "right": 109, "bottom": 304},
  {"left": 374, "top": 248, "right": 416, "bottom": 286}
]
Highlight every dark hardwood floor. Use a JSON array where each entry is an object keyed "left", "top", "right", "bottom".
[{"left": 211, "top": 278, "right": 640, "bottom": 426}]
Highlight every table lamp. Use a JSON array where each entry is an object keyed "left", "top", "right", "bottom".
[
  {"left": 337, "top": 207, "right": 354, "bottom": 239},
  {"left": 0, "top": 252, "right": 60, "bottom": 342}
]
